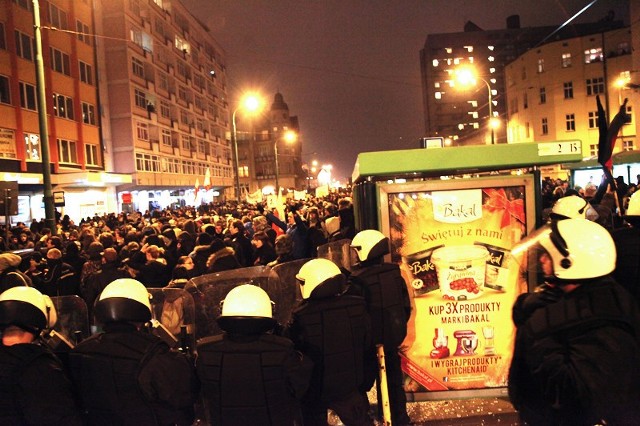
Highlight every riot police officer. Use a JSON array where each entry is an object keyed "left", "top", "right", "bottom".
[
  {"left": 288, "top": 258, "right": 372, "bottom": 426},
  {"left": 509, "top": 218, "right": 640, "bottom": 425},
  {"left": 197, "top": 284, "right": 313, "bottom": 426},
  {"left": 0, "top": 286, "right": 82, "bottom": 425},
  {"left": 69, "top": 278, "right": 198, "bottom": 425},
  {"left": 349, "top": 229, "right": 412, "bottom": 425}
]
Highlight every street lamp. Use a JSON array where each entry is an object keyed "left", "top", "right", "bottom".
[
  {"left": 274, "top": 129, "right": 297, "bottom": 195},
  {"left": 231, "top": 94, "right": 261, "bottom": 200},
  {"left": 455, "top": 66, "right": 497, "bottom": 144}
]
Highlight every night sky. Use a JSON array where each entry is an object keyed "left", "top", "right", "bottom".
[{"left": 182, "top": 0, "right": 629, "bottom": 183}]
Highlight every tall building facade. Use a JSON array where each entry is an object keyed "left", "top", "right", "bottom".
[
  {"left": 98, "top": 0, "right": 232, "bottom": 213},
  {"left": 236, "top": 92, "right": 303, "bottom": 195},
  {"left": 0, "top": 0, "right": 232, "bottom": 223},
  {"left": 420, "top": 16, "right": 624, "bottom": 146},
  {"left": 505, "top": 24, "right": 636, "bottom": 179},
  {"left": 0, "top": 0, "right": 130, "bottom": 224}
]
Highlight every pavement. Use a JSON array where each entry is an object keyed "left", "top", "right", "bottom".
[{"left": 329, "top": 394, "right": 522, "bottom": 425}]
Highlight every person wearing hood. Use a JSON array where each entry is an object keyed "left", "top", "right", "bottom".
[
  {"left": 196, "top": 285, "right": 312, "bottom": 425},
  {"left": 206, "top": 239, "right": 241, "bottom": 273}
]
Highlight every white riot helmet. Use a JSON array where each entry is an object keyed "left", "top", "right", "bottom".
[
  {"left": 550, "top": 195, "right": 599, "bottom": 221},
  {"left": 624, "top": 191, "right": 640, "bottom": 226},
  {"left": 94, "top": 278, "right": 152, "bottom": 324},
  {"left": 512, "top": 218, "right": 615, "bottom": 283},
  {"left": 351, "top": 229, "right": 390, "bottom": 263},
  {"left": 0, "top": 286, "right": 57, "bottom": 334},
  {"left": 296, "top": 258, "right": 345, "bottom": 299},
  {"left": 217, "top": 284, "right": 276, "bottom": 334}
]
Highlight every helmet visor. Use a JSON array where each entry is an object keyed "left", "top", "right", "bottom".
[{"left": 510, "top": 224, "right": 554, "bottom": 284}]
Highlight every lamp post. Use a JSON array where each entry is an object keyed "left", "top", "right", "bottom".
[
  {"left": 274, "top": 130, "right": 297, "bottom": 195},
  {"left": 455, "top": 67, "right": 497, "bottom": 144},
  {"left": 231, "top": 94, "right": 261, "bottom": 200}
]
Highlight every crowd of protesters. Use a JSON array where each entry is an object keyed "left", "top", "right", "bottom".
[{"left": 0, "top": 189, "right": 357, "bottom": 300}]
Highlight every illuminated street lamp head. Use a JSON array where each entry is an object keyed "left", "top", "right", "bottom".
[
  {"left": 283, "top": 130, "right": 297, "bottom": 144},
  {"left": 242, "top": 94, "right": 262, "bottom": 113},
  {"left": 489, "top": 117, "right": 501, "bottom": 130},
  {"left": 454, "top": 66, "right": 477, "bottom": 87}
]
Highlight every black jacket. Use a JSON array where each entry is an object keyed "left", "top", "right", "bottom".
[{"left": 508, "top": 278, "right": 640, "bottom": 425}]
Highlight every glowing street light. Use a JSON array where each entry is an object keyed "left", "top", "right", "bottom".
[
  {"left": 231, "top": 93, "right": 262, "bottom": 199},
  {"left": 275, "top": 129, "right": 297, "bottom": 194},
  {"left": 454, "top": 66, "right": 498, "bottom": 144}
]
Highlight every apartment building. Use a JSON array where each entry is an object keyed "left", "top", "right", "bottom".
[
  {"left": 420, "top": 16, "right": 624, "bottom": 146},
  {"left": 0, "top": 0, "right": 230, "bottom": 223},
  {"left": 99, "top": 0, "right": 232, "bottom": 213},
  {"left": 0, "top": 0, "right": 131, "bottom": 223},
  {"left": 505, "top": 25, "right": 636, "bottom": 180}
]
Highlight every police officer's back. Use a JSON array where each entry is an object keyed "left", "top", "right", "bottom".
[
  {"left": 0, "top": 286, "right": 82, "bottom": 425},
  {"left": 196, "top": 284, "right": 313, "bottom": 426},
  {"left": 287, "top": 258, "right": 372, "bottom": 426},
  {"left": 349, "top": 229, "right": 411, "bottom": 425},
  {"left": 69, "top": 278, "right": 198, "bottom": 425}
]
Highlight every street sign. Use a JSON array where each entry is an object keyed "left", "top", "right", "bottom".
[
  {"left": 420, "top": 137, "right": 444, "bottom": 149},
  {"left": 53, "top": 191, "right": 65, "bottom": 207}
]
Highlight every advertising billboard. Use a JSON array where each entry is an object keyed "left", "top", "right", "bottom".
[{"left": 379, "top": 175, "right": 536, "bottom": 395}]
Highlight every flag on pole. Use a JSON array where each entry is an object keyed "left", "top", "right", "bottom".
[
  {"left": 204, "top": 168, "right": 211, "bottom": 191},
  {"left": 598, "top": 97, "right": 630, "bottom": 170},
  {"left": 194, "top": 178, "right": 200, "bottom": 203}
]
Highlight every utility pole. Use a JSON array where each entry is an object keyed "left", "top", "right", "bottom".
[{"left": 32, "top": 0, "right": 57, "bottom": 233}]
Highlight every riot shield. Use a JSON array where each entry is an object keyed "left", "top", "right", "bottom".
[
  {"left": 317, "top": 238, "right": 355, "bottom": 273},
  {"left": 147, "top": 288, "right": 196, "bottom": 355},
  {"left": 270, "top": 258, "right": 309, "bottom": 313},
  {"left": 190, "top": 266, "right": 294, "bottom": 339},
  {"left": 50, "top": 295, "right": 90, "bottom": 345}
]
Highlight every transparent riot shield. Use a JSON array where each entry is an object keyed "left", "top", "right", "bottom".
[
  {"left": 190, "top": 266, "right": 292, "bottom": 339},
  {"left": 270, "top": 258, "right": 310, "bottom": 318},
  {"left": 317, "top": 238, "right": 355, "bottom": 273},
  {"left": 147, "top": 288, "right": 196, "bottom": 355},
  {"left": 49, "top": 295, "right": 90, "bottom": 348}
]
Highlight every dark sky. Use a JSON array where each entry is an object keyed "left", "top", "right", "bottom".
[{"left": 182, "top": 0, "right": 629, "bottom": 183}]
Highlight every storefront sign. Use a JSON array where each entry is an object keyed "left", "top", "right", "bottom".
[
  {"left": 385, "top": 181, "right": 531, "bottom": 392},
  {"left": 0, "top": 128, "right": 16, "bottom": 158}
]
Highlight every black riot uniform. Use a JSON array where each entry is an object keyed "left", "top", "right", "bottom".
[
  {"left": 70, "top": 323, "right": 197, "bottom": 425},
  {"left": 349, "top": 230, "right": 412, "bottom": 425},
  {"left": 288, "top": 258, "right": 372, "bottom": 426},
  {"left": 68, "top": 278, "right": 198, "bottom": 426},
  {"left": 0, "top": 341, "right": 82, "bottom": 425},
  {"left": 0, "top": 285, "right": 82, "bottom": 426},
  {"left": 196, "top": 284, "right": 313, "bottom": 426}
]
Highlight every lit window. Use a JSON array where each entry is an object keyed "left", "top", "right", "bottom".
[
  {"left": 432, "top": 59, "right": 439, "bottom": 67},
  {"left": 24, "top": 133, "right": 41, "bottom": 160},
  {"left": 562, "top": 53, "right": 571, "bottom": 68},
  {"left": 584, "top": 47, "right": 603, "bottom": 64},
  {"left": 489, "top": 67, "right": 495, "bottom": 73},
  {"left": 435, "top": 92, "right": 442, "bottom": 99},
  {"left": 537, "top": 58, "right": 544, "bottom": 73},
  {"left": 488, "top": 46, "right": 494, "bottom": 51},
  {"left": 488, "top": 56, "right": 494, "bottom": 62},
  {"left": 445, "top": 47, "right": 452, "bottom": 54},
  {"left": 464, "top": 46, "right": 473, "bottom": 52}
]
